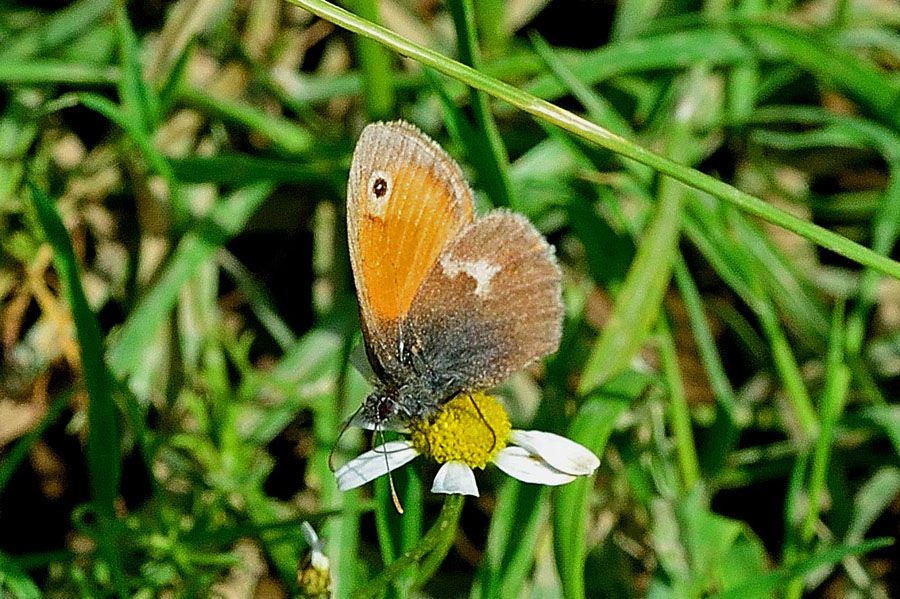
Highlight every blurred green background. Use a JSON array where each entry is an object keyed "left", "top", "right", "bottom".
[{"left": 1, "top": 0, "right": 900, "bottom": 597}]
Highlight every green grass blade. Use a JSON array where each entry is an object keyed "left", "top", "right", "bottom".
[
  {"left": 447, "top": 0, "right": 514, "bottom": 209},
  {"left": 0, "top": 60, "right": 118, "bottom": 86},
  {"left": 0, "top": 0, "right": 112, "bottom": 60},
  {"left": 217, "top": 249, "right": 297, "bottom": 351},
  {"left": 709, "top": 538, "right": 894, "bottom": 599},
  {"left": 673, "top": 257, "right": 741, "bottom": 476},
  {"left": 424, "top": 69, "right": 509, "bottom": 209},
  {"left": 28, "top": 182, "right": 126, "bottom": 594},
  {"left": 848, "top": 167, "right": 900, "bottom": 355},
  {"left": 55, "top": 92, "right": 174, "bottom": 180},
  {"left": 287, "top": 0, "right": 900, "bottom": 281},
  {"left": 493, "top": 491, "right": 547, "bottom": 599},
  {"left": 553, "top": 393, "right": 631, "bottom": 599},
  {"left": 785, "top": 303, "right": 850, "bottom": 598},
  {"left": 579, "top": 100, "right": 690, "bottom": 393},
  {"left": 0, "top": 551, "right": 41, "bottom": 599},
  {"left": 673, "top": 256, "right": 738, "bottom": 416},
  {"left": 0, "top": 391, "right": 72, "bottom": 492},
  {"left": 179, "top": 88, "right": 317, "bottom": 155},
  {"left": 529, "top": 32, "right": 632, "bottom": 137},
  {"left": 29, "top": 183, "right": 120, "bottom": 516},
  {"left": 847, "top": 467, "right": 900, "bottom": 542},
  {"left": 114, "top": 1, "right": 159, "bottom": 130},
  {"left": 473, "top": 482, "right": 545, "bottom": 599},
  {"left": 170, "top": 154, "right": 336, "bottom": 184},
  {"left": 752, "top": 273, "right": 819, "bottom": 441},
  {"left": 157, "top": 37, "right": 196, "bottom": 115},
  {"left": 526, "top": 29, "right": 753, "bottom": 101},
  {"left": 743, "top": 23, "right": 900, "bottom": 129},
  {"left": 352, "top": 0, "right": 395, "bottom": 119},
  {"left": 658, "top": 319, "right": 701, "bottom": 490},
  {"left": 107, "top": 182, "right": 274, "bottom": 377},
  {"left": 579, "top": 186, "right": 683, "bottom": 392}
]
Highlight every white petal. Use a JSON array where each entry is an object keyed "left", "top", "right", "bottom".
[
  {"left": 509, "top": 430, "right": 600, "bottom": 476},
  {"left": 300, "top": 522, "right": 329, "bottom": 569},
  {"left": 334, "top": 440, "right": 418, "bottom": 490},
  {"left": 493, "top": 446, "right": 577, "bottom": 486},
  {"left": 431, "top": 461, "right": 479, "bottom": 496},
  {"left": 300, "top": 521, "right": 321, "bottom": 547}
]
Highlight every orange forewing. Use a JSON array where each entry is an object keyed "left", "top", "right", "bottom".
[
  {"left": 357, "top": 163, "right": 471, "bottom": 321},
  {"left": 347, "top": 121, "right": 473, "bottom": 372}
]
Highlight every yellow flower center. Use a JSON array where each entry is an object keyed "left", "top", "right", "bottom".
[{"left": 409, "top": 392, "right": 512, "bottom": 469}]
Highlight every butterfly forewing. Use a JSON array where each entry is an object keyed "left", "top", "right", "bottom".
[
  {"left": 347, "top": 121, "right": 474, "bottom": 377},
  {"left": 406, "top": 210, "right": 564, "bottom": 393}
]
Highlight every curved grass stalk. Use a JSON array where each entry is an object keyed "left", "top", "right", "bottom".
[{"left": 284, "top": 0, "right": 900, "bottom": 281}]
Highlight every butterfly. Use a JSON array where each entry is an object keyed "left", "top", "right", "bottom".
[{"left": 346, "top": 120, "right": 564, "bottom": 431}]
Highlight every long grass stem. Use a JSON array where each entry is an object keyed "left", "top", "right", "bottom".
[{"left": 285, "top": 0, "right": 900, "bottom": 281}]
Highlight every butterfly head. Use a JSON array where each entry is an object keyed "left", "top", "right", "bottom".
[{"left": 361, "top": 390, "right": 401, "bottom": 428}]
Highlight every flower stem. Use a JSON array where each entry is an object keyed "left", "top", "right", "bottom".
[
  {"left": 412, "top": 506, "right": 458, "bottom": 588},
  {"left": 351, "top": 494, "right": 465, "bottom": 599}
]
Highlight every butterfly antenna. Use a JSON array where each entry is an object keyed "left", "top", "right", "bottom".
[
  {"left": 377, "top": 424, "right": 405, "bottom": 514},
  {"left": 467, "top": 393, "right": 497, "bottom": 453},
  {"left": 329, "top": 403, "right": 365, "bottom": 472}
]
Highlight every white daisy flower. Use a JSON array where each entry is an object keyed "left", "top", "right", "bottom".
[{"left": 334, "top": 392, "right": 600, "bottom": 497}]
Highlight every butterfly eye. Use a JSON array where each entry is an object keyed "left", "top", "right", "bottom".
[{"left": 377, "top": 400, "right": 395, "bottom": 421}]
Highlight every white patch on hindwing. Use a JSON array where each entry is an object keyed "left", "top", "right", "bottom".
[{"left": 439, "top": 255, "right": 502, "bottom": 297}]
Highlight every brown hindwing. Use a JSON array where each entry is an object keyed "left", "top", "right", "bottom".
[{"left": 405, "top": 210, "right": 564, "bottom": 393}]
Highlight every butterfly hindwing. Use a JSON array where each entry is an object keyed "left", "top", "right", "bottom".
[{"left": 405, "top": 210, "right": 564, "bottom": 393}]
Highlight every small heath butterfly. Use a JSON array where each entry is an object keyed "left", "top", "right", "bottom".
[{"left": 347, "top": 120, "right": 563, "bottom": 429}]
